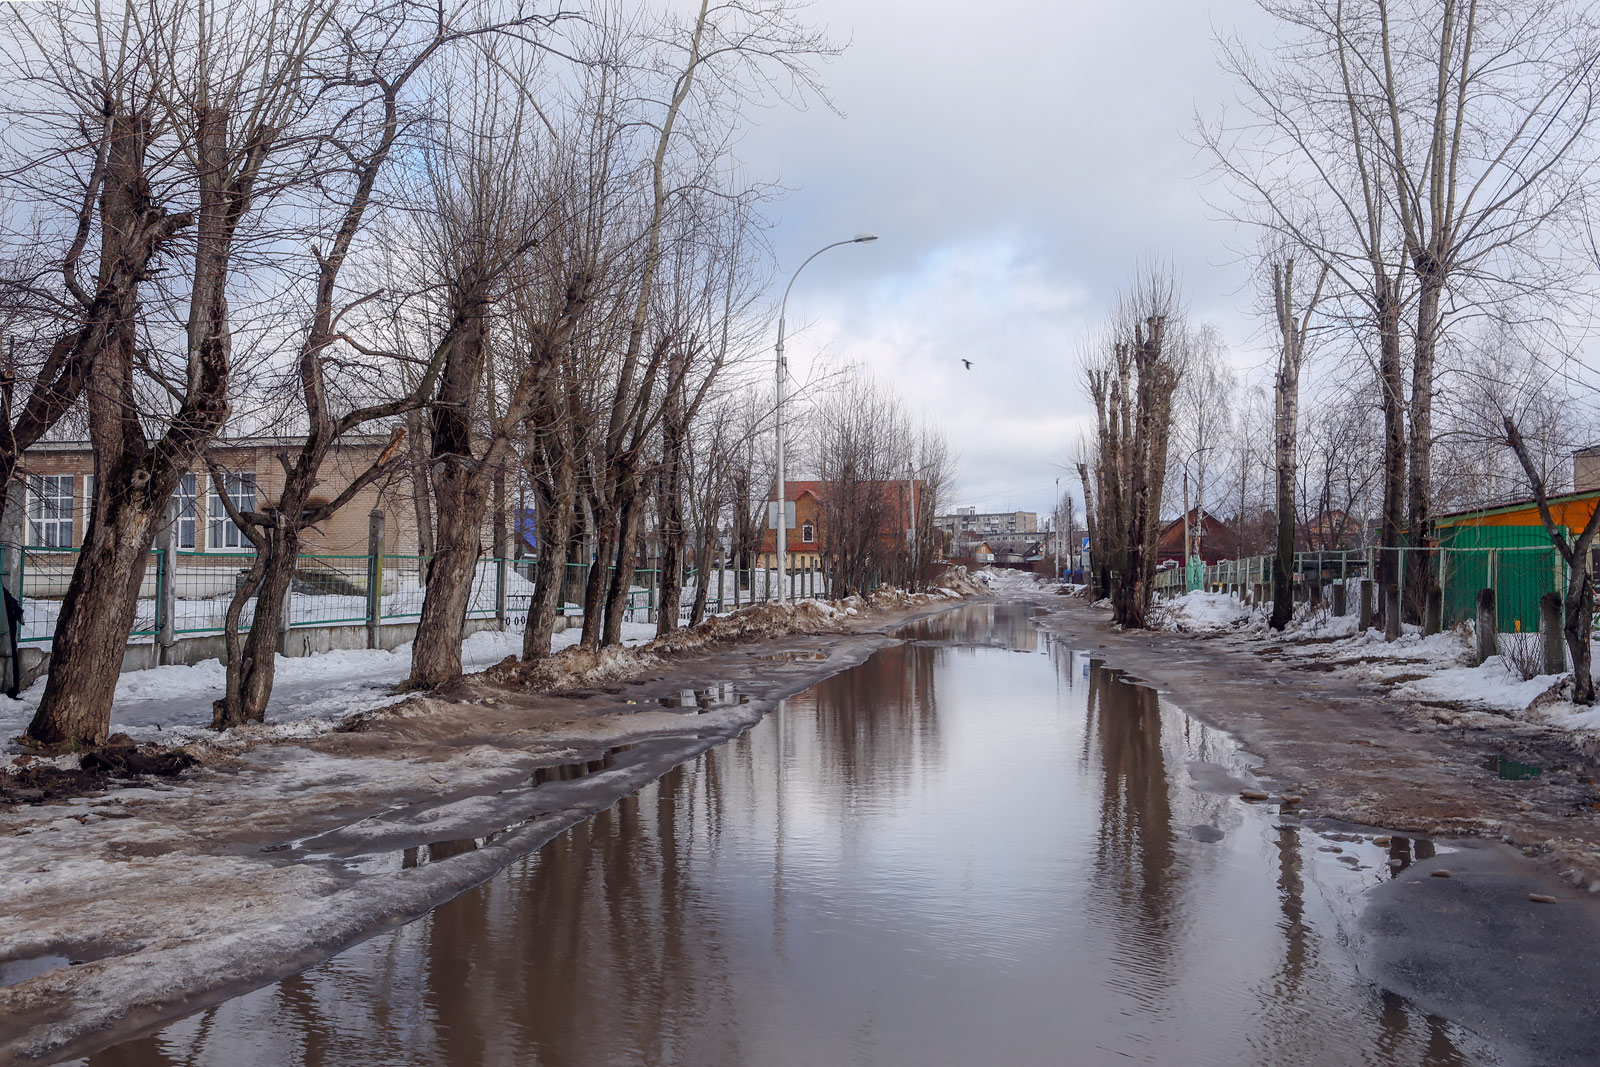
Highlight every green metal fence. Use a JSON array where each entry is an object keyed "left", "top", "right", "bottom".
[
  {"left": 4, "top": 544, "right": 852, "bottom": 651},
  {"left": 1153, "top": 543, "right": 1572, "bottom": 634}
]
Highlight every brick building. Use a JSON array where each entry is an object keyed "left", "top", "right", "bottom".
[
  {"left": 18, "top": 436, "right": 424, "bottom": 555},
  {"left": 755, "top": 478, "right": 924, "bottom": 569}
]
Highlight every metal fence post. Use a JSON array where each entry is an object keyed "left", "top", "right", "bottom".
[
  {"left": 366, "top": 509, "right": 384, "bottom": 650},
  {"left": 494, "top": 521, "right": 509, "bottom": 632},
  {"left": 156, "top": 497, "right": 177, "bottom": 665},
  {"left": 717, "top": 557, "right": 725, "bottom": 614},
  {"left": 0, "top": 492, "right": 20, "bottom": 695}
]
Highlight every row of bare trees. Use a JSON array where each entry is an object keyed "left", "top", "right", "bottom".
[
  {"left": 0, "top": 0, "right": 859, "bottom": 747},
  {"left": 1079, "top": 0, "right": 1600, "bottom": 699}
]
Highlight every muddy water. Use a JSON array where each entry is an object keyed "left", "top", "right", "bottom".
[{"left": 79, "top": 602, "right": 1495, "bottom": 1066}]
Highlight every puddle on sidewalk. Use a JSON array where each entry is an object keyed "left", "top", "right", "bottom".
[
  {"left": 0, "top": 955, "right": 73, "bottom": 989},
  {"left": 657, "top": 683, "right": 749, "bottom": 712},
  {"left": 76, "top": 601, "right": 1499, "bottom": 1067}
]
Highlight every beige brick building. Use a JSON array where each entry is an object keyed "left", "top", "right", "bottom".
[{"left": 19, "top": 436, "right": 424, "bottom": 556}]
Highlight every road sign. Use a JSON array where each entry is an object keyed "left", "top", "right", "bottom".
[{"left": 767, "top": 501, "right": 797, "bottom": 530}]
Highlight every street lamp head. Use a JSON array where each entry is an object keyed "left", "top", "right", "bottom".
[{"left": 852, "top": 232, "right": 879, "bottom": 243}]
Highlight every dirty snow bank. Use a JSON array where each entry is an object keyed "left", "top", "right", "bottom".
[
  {"left": 474, "top": 582, "right": 970, "bottom": 697},
  {"left": 973, "top": 567, "right": 1048, "bottom": 594},
  {"left": 1393, "top": 656, "right": 1564, "bottom": 711},
  {"left": 0, "top": 623, "right": 658, "bottom": 750}
]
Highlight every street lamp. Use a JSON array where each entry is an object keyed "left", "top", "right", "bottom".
[{"left": 774, "top": 232, "right": 878, "bottom": 605}]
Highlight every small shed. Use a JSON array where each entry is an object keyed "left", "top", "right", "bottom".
[{"left": 1432, "top": 490, "right": 1595, "bottom": 631}]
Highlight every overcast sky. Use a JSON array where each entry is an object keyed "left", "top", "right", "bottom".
[{"left": 732, "top": 0, "right": 1276, "bottom": 521}]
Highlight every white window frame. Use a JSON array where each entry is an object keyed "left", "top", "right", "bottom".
[
  {"left": 174, "top": 472, "right": 197, "bottom": 549},
  {"left": 801, "top": 521, "right": 815, "bottom": 544},
  {"left": 209, "top": 472, "right": 256, "bottom": 550},
  {"left": 27, "top": 474, "right": 74, "bottom": 547}
]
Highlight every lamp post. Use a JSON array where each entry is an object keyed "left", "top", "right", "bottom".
[{"left": 774, "top": 232, "right": 878, "bottom": 605}]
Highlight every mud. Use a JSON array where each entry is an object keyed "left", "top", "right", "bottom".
[{"left": 1041, "top": 596, "right": 1600, "bottom": 893}]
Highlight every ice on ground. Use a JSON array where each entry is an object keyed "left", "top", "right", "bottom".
[{"left": 0, "top": 621, "right": 658, "bottom": 747}]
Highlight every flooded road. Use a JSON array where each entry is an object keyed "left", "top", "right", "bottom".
[{"left": 79, "top": 602, "right": 1495, "bottom": 1066}]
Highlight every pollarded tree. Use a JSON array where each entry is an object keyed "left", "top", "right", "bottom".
[
  {"left": 1084, "top": 267, "right": 1185, "bottom": 629},
  {"left": 24, "top": 0, "right": 336, "bottom": 747}
]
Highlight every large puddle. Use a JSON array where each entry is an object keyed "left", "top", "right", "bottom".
[{"left": 75, "top": 602, "right": 1495, "bottom": 1065}]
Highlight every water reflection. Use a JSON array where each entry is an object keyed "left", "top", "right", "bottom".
[{"left": 80, "top": 603, "right": 1493, "bottom": 1067}]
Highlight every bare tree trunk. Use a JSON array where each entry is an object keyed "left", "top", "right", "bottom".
[
  {"left": 689, "top": 530, "right": 711, "bottom": 625},
  {"left": 412, "top": 467, "right": 493, "bottom": 686},
  {"left": 407, "top": 408, "right": 435, "bottom": 558},
  {"left": 602, "top": 481, "right": 644, "bottom": 645},
  {"left": 1269, "top": 259, "right": 1323, "bottom": 630},
  {"left": 523, "top": 443, "right": 575, "bottom": 662},
  {"left": 1377, "top": 282, "right": 1406, "bottom": 619},
  {"left": 1404, "top": 264, "right": 1443, "bottom": 620}
]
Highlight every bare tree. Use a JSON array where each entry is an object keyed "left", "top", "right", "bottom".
[
  {"left": 1268, "top": 256, "right": 1326, "bottom": 629},
  {"left": 1084, "top": 267, "right": 1185, "bottom": 628},
  {"left": 24, "top": 0, "right": 336, "bottom": 746}
]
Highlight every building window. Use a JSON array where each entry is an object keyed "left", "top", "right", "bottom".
[
  {"left": 174, "top": 472, "right": 197, "bottom": 549},
  {"left": 27, "top": 475, "right": 74, "bottom": 547},
  {"left": 801, "top": 521, "right": 815, "bottom": 544},
  {"left": 209, "top": 473, "right": 256, "bottom": 549}
]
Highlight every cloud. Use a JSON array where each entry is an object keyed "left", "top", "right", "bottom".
[
  {"left": 783, "top": 234, "right": 1099, "bottom": 513},
  {"left": 726, "top": 0, "right": 1273, "bottom": 517}
]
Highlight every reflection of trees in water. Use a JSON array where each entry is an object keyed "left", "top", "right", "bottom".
[
  {"left": 1376, "top": 991, "right": 1474, "bottom": 1067},
  {"left": 88, "top": 760, "right": 749, "bottom": 1066},
  {"left": 1240, "top": 826, "right": 1316, "bottom": 1065},
  {"left": 1083, "top": 662, "right": 1181, "bottom": 993},
  {"left": 791, "top": 641, "right": 942, "bottom": 805}
]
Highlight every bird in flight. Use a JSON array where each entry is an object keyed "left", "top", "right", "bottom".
[{"left": 961, "top": 359, "right": 973, "bottom": 370}]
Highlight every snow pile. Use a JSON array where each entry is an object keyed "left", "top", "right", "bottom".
[
  {"left": 974, "top": 568, "right": 1047, "bottom": 594},
  {"left": 1392, "top": 655, "right": 1564, "bottom": 711},
  {"left": 1153, "top": 591, "right": 1258, "bottom": 633},
  {"left": 930, "top": 566, "right": 985, "bottom": 597}
]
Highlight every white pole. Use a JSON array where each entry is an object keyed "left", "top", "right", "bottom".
[
  {"left": 773, "top": 233, "right": 878, "bottom": 605},
  {"left": 776, "top": 312, "right": 787, "bottom": 604}
]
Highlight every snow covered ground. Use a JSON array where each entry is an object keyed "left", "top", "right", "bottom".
[
  {"left": 0, "top": 620, "right": 658, "bottom": 748},
  {"left": 1103, "top": 588, "right": 1600, "bottom": 738}
]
